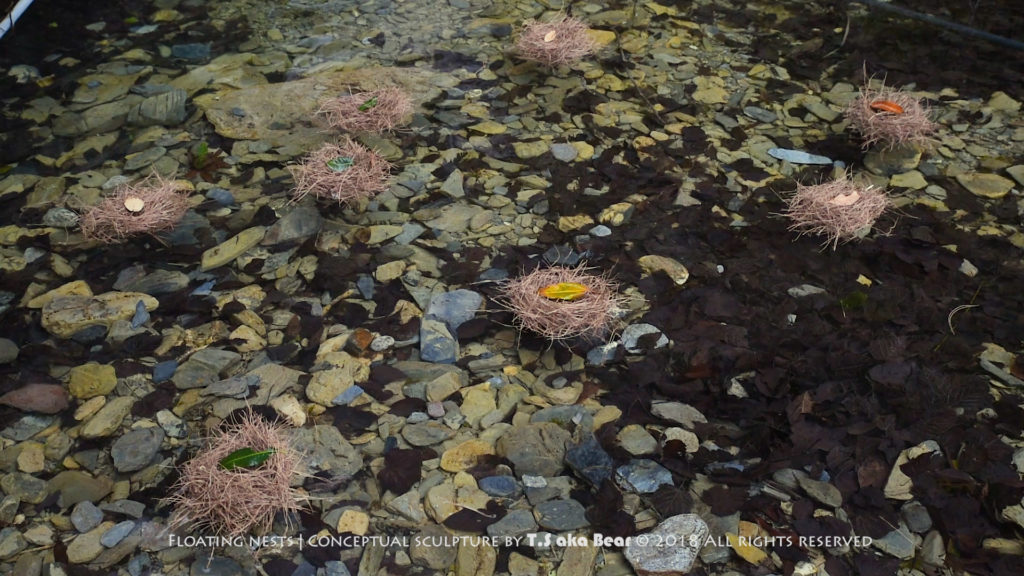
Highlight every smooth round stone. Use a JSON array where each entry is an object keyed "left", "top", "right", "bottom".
[{"left": 550, "top": 143, "right": 578, "bottom": 162}]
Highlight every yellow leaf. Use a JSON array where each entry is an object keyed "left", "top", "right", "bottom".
[
  {"left": 726, "top": 532, "right": 768, "bottom": 565},
  {"left": 538, "top": 282, "right": 589, "bottom": 301}
]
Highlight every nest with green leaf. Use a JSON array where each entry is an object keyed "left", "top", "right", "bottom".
[
  {"left": 288, "top": 138, "right": 392, "bottom": 205},
  {"left": 165, "top": 410, "right": 308, "bottom": 538},
  {"left": 316, "top": 86, "right": 413, "bottom": 134}
]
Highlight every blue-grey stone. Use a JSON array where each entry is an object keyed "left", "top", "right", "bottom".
[
  {"left": 202, "top": 374, "right": 259, "bottom": 399},
  {"left": 1, "top": 415, "right": 54, "bottom": 441},
  {"left": 206, "top": 188, "right": 235, "bottom": 206},
  {"left": 586, "top": 342, "right": 621, "bottom": 366},
  {"left": 190, "top": 279, "right": 216, "bottom": 296},
  {"left": 100, "top": 500, "right": 146, "bottom": 519},
  {"left": 171, "top": 43, "right": 210, "bottom": 61},
  {"left": 71, "top": 324, "right": 107, "bottom": 343},
  {"left": 565, "top": 435, "right": 613, "bottom": 486},
  {"left": 534, "top": 499, "right": 590, "bottom": 531},
  {"left": 111, "top": 427, "right": 165, "bottom": 472},
  {"left": 153, "top": 360, "right": 177, "bottom": 383},
  {"left": 486, "top": 509, "right": 538, "bottom": 540},
  {"left": 542, "top": 245, "right": 580, "bottom": 267},
  {"left": 128, "top": 553, "right": 151, "bottom": 576},
  {"left": 479, "top": 268, "right": 508, "bottom": 282},
  {"left": 394, "top": 222, "right": 426, "bottom": 244},
  {"left": 767, "top": 147, "right": 833, "bottom": 165},
  {"left": 130, "top": 300, "right": 150, "bottom": 329},
  {"left": 332, "top": 385, "right": 364, "bottom": 406},
  {"left": 619, "top": 323, "right": 669, "bottom": 353},
  {"left": 616, "top": 459, "right": 674, "bottom": 494},
  {"left": 290, "top": 561, "right": 316, "bottom": 576},
  {"left": 262, "top": 205, "right": 322, "bottom": 246},
  {"left": 356, "top": 274, "right": 375, "bottom": 299},
  {"left": 550, "top": 143, "right": 578, "bottom": 162},
  {"left": 420, "top": 317, "right": 457, "bottom": 364},
  {"left": 742, "top": 106, "right": 777, "bottom": 123},
  {"left": 100, "top": 520, "right": 136, "bottom": 547},
  {"left": 71, "top": 501, "right": 104, "bottom": 533},
  {"left": 324, "top": 560, "right": 352, "bottom": 576},
  {"left": 426, "top": 290, "right": 483, "bottom": 333},
  {"left": 230, "top": 107, "right": 246, "bottom": 117},
  {"left": 588, "top": 225, "right": 612, "bottom": 237},
  {"left": 479, "top": 475, "right": 519, "bottom": 498}
]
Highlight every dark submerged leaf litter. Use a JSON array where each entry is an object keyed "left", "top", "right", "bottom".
[{"left": 0, "top": 0, "right": 1022, "bottom": 574}]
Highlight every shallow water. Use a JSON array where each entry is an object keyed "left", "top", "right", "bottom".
[{"left": 1, "top": 1, "right": 1023, "bottom": 575}]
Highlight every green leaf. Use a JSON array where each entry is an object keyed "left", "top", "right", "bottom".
[
  {"left": 219, "top": 447, "right": 276, "bottom": 471},
  {"left": 840, "top": 290, "right": 868, "bottom": 311},
  {"left": 358, "top": 96, "right": 378, "bottom": 112},
  {"left": 326, "top": 156, "right": 354, "bottom": 172}
]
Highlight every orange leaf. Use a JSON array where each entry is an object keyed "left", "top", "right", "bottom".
[
  {"left": 538, "top": 282, "right": 589, "bottom": 301},
  {"left": 869, "top": 100, "right": 904, "bottom": 114}
]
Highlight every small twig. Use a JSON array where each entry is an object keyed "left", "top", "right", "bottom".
[{"left": 947, "top": 304, "right": 979, "bottom": 335}]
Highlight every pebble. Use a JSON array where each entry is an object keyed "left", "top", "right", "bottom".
[
  {"left": 550, "top": 143, "right": 578, "bottom": 162},
  {"left": 100, "top": 521, "right": 135, "bottom": 547},
  {"left": 619, "top": 323, "right": 669, "bottom": 353},
  {"left": 80, "top": 396, "right": 134, "bottom": 438},
  {"left": 479, "top": 475, "right": 519, "bottom": 498},
  {"left": 496, "top": 423, "right": 571, "bottom": 478},
  {"left": 420, "top": 317, "right": 457, "bottom": 364},
  {"left": 487, "top": 509, "right": 538, "bottom": 540},
  {"left": 402, "top": 422, "right": 456, "bottom": 446},
  {"left": 767, "top": 148, "right": 833, "bottom": 165},
  {"left": 651, "top": 401, "right": 708, "bottom": 429},
  {"left": 955, "top": 172, "right": 1015, "bottom": 199},
  {"left": 617, "top": 425, "right": 658, "bottom": 456},
  {"left": 110, "top": 427, "right": 165, "bottom": 472},
  {"left": 534, "top": 499, "right": 589, "bottom": 531},
  {"left": 263, "top": 206, "right": 322, "bottom": 245},
  {"left": 152, "top": 360, "right": 177, "bottom": 384},
  {"left": 625, "top": 514, "right": 708, "bottom": 575},
  {"left": 616, "top": 459, "right": 674, "bottom": 494},
  {"left": 565, "top": 435, "right": 614, "bottom": 486},
  {"left": 0, "top": 383, "right": 69, "bottom": 414},
  {"left": 171, "top": 43, "right": 210, "bottom": 61},
  {"left": 71, "top": 501, "right": 105, "bottom": 533},
  {"left": 426, "top": 289, "right": 483, "bottom": 333}
]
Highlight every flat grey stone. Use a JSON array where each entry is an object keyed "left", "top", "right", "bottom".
[
  {"left": 534, "top": 499, "right": 589, "bottom": 531},
  {"left": 625, "top": 514, "right": 708, "bottom": 576},
  {"left": 426, "top": 289, "right": 483, "bottom": 333},
  {"left": 420, "top": 317, "right": 457, "bottom": 364},
  {"left": 71, "top": 501, "right": 104, "bottom": 533},
  {"left": 100, "top": 520, "right": 135, "bottom": 547},
  {"left": 487, "top": 509, "right": 538, "bottom": 540},
  {"left": 262, "top": 205, "right": 322, "bottom": 246},
  {"left": 111, "top": 428, "right": 165, "bottom": 473}
]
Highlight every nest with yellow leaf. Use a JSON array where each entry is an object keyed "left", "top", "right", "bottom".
[{"left": 497, "top": 265, "right": 626, "bottom": 342}]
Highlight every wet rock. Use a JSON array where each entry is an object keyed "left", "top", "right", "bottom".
[
  {"left": 410, "top": 525, "right": 458, "bottom": 569},
  {"left": 68, "top": 521, "right": 115, "bottom": 563},
  {"left": 80, "top": 396, "right": 134, "bottom": 438},
  {"left": 0, "top": 383, "right": 69, "bottom": 414},
  {"left": 586, "top": 342, "right": 621, "bottom": 366},
  {"left": 113, "top": 266, "right": 190, "bottom": 295},
  {"left": 440, "top": 439, "right": 495, "bottom": 472},
  {"left": 955, "top": 172, "right": 1015, "bottom": 199},
  {"left": 420, "top": 317, "right": 457, "bottom": 364},
  {"left": 263, "top": 206, "right": 322, "bottom": 246},
  {"left": 768, "top": 148, "right": 832, "bottom": 165},
  {"left": 290, "top": 425, "right": 361, "bottom": 477},
  {"left": 72, "top": 501, "right": 105, "bottom": 532},
  {"left": 625, "top": 514, "right": 708, "bottom": 576},
  {"left": 100, "top": 500, "right": 146, "bottom": 519},
  {"left": 617, "top": 424, "right": 657, "bottom": 456},
  {"left": 901, "top": 501, "right": 932, "bottom": 533},
  {"left": 1, "top": 473, "right": 47, "bottom": 504},
  {"left": 41, "top": 292, "right": 159, "bottom": 339},
  {"left": 651, "top": 402, "right": 707, "bottom": 429},
  {"left": 100, "top": 520, "right": 135, "bottom": 547},
  {"left": 864, "top": 145, "right": 921, "bottom": 175},
  {"left": 486, "top": 509, "right": 538, "bottom": 540},
  {"left": 479, "top": 476, "right": 519, "bottom": 498},
  {"left": 402, "top": 421, "right": 456, "bottom": 446},
  {"left": 535, "top": 499, "right": 589, "bottom": 531},
  {"left": 110, "top": 427, "right": 164, "bottom": 472},
  {"left": 439, "top": 169, "right": 465, "bottom": 198},
  {"left": 306, "top": 356, "right": 369, "bottom": 406},
  {"left": 201, "top": 226, "right": 266, "bottom": 271},
  {"left": 0, "top": 527, "right": 26, "bottom": 560},
  {"left": 496, "top": 423, "right": 571, "bottom": 478},
  {"left": 565, "top": 434, "right": 614, "bottom": 486},
  {"left": 427, "top": 289, "right": 483, "bottom": 333},
  {"left": 619, "top": 324, "right": 669, "bottom": 353},
  {"left": 128, "top": 88, "right": 187, "bottom": 126},
  {"left": 172, "top": 348, "right": 241, "bottom": 390},
  {"left": 68, "top": 362, "right": 117, "bottom": 400},
  {"left": 616, "top": 459, "right": 674, "bottom": 494},
  {"left": 0, "top": 339, "right": 17, "bottom": 364},
  {"left": 873, "top": 522, "right": 918, "bottom": 559},
  {"left": 171, "top": 43, "right": 210, "bottom": 61},
  {"left": 796, "top": 474, "right": 842, "bottom": 508}
]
